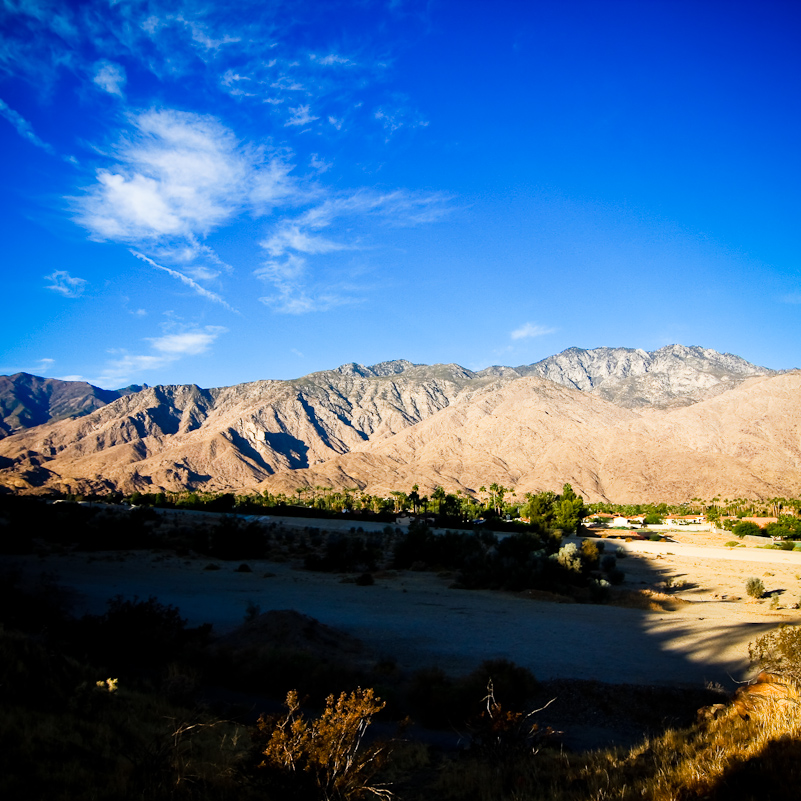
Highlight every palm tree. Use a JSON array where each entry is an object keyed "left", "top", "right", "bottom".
[{"left": 432, "top": 485, "right": 446, "bottom": 514}]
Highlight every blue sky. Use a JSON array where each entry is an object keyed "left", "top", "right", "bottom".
[{"left": 1, "top": 0, "right": 799, "bottom": 389}]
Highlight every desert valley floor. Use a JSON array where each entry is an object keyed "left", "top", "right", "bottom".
[{"left": 8, "top": 517, "right": 801, "bottom": 690}]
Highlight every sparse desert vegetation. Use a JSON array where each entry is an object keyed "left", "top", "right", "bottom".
[{"left": 3, "top": 493, "right": 801, "bottom": 799}]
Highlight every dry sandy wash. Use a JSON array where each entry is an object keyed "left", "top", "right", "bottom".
[{"left": 7, "top": 518, "right": 801, "bottom": 691}]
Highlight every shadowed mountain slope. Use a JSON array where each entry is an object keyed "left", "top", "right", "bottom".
[
  {"left": 0, "top": 373, "right": 143, "bottom": 439},
  {"left": 0, "top": 363, "right": 490, "bottom": 494}
]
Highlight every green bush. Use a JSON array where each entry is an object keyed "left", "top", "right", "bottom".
[
  {"left": 734, "top": 521, "right": 763, "bottom": 539},
  {"left": 746, "top": 577, "right": 765, "bottom": 599}
]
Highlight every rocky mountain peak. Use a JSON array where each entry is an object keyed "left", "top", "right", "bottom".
[
  {"left": 517, "top": 345, "right": 773, "bottom": 409},
  {"left": 333, "top": 359, "right": 420, "bottom": 378}
]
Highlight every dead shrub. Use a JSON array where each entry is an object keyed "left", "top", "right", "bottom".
[{"left": 257, "top": 688, "right": 391, "bottom": 800}]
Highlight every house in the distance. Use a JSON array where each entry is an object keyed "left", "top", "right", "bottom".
[{"left": 664, "top": 514, "right": 707, "bottom": 526}]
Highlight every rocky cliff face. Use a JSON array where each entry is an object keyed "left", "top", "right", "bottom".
[
  {"left": 0, "top": 363, "right": 490, "bottom": 494},
  {"left": 257, "top": 372, "right": 801, "bottom": 503},
  {"left": 517, "top": 345, "right": 774, "bottom": 409},
  {"left": 0, "top": 347, "right": 794, "bottom": 502}
]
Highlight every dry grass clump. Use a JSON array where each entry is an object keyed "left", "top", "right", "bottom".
[
  {"left": 607, "top": 588, "right": 690, "bottom": 612},
  {"left": 434, "top": 689, "right": 801, "bottom": 800}
]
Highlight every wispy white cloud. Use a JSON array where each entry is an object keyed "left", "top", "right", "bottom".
[
  {"left": 0, "top": 97, "right": 55, "bottom": 155},
  {"left": 309, "top": 153, "right": 331, "bottom": 173},
  {"left": 93, "top": 60, "right": 126, "bottom": 97},
  {"left": 285, "top": 104, "right": 319, "bottom": 127},
  {"left": 374, "top": 103, "right": 429, "bottom": 138},
  {"left": 94, "top": 324, "right": 227, "bottom": 386},
  {"left": 261, "top": 226, "right": 352, "bottom": 257},
  {"left": 147, "top": 327, "right": 227, "bottom": 355},
  {"left": 131, "top": 251, "right": 238, "bottom": 312},
  {"left": 511, "top": 322, "right": 556, "bottom": 340},
  {"left": 310, "top": 53, "right": 353, "bottom": 66},
  {"left": 75, "top": 109, "right": 290, "bottom": 241},
  {"left": 220, "top": 69, "right": 255, "bottom": 97},
  {"left": 254, "top": 187, "right": 453, "bottom": 309},
  {"left": 72, "top": 108, "right": 298, "bottom": 307},
  {"left": 45, "top": 270, "right": 87, "bottom": 298},
  {"left": 254, "top": 255, "right": 358, "bottom": 314}
]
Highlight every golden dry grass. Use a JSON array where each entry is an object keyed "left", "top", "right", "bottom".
[{"left": 429, "top": 684, "right": 801, "bottom": 801}]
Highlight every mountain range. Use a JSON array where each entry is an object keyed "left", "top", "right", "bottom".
[{"left": 0, "top": 345, "right": 797, "bottom": 503}]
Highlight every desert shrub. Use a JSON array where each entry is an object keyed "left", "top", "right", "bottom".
[
  {"left": 207, "top": 516, "right": 266, "bottom": 560},
  {"left": 554, "top": 542, "right": 581, "bottom": 573},
  {"left": 746, "top": 577, "right": 765, "bottom": 599},
  {"left": 256, "top": 688, "right": 390, "bottom": 801},
  {"left": 406, "top": 667, "right": 460, "bottom": 728},
  {"left": 405, "top": 659, "right": 537, "bottom": 730},
  {"left": 580, "top": 538, "right": 600, "bottom": 567},
  {"left": 748, "top": 625, "right": 801, "bottom": 683},
  {"left": 590, "top": 577, "right": 611, "bottom": 602},
  {"left": 393, "top": 522, "right": 490, "bottom": 571},
  {"left": 600, "top": 554, "right": 617, "bottom": 572},
  {"left": 305, "top": 534, "right": 380, "bottom": 573},
  {"left": 725, "top": 541, "right": 740, "bottom": 548},
  {"left": 463, "top": 680, "right": 556, "bottom": 766},
  {"left": 73, "top": 595, "right": 210, "bottom": 671},
  {"left": 461, "top": 659, "right": 538, "bottom": 713},
  {"left": 245, "top": 600, "right": 261, "bottom": 621},
  {"left": 607, "top": 567, "right": 625, "bottom": 585}
]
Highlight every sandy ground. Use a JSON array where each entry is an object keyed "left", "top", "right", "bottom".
[{"left": 6, "top": 521, "right": 801, "bottom": 693}]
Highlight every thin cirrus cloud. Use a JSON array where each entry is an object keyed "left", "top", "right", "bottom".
[
  {"left": 5, "top": 2, "right": 453, "bottom": 328},
  {"left": 255, "top": 253, "right": 358, "bottom": 315},
  {"left": 45, "top": 270, "right": 88, "bottom": 298},
  {"left": 285, "top": 104, "right": 319, "bottom": 127},
  {"left": 0, "top": 97, "right": 56, "bottom": 155},
  {"left": 511, "top": 322, "right": 556, "bottom": 340},
  {"left": 71, "top": 108, "right": 297, "bottom": 304},
  {"left": 2, "top": 2, "right": 394, "bottom": 134},
  {"left": 92, "top": 60, "right": 126, "bottom": 97},
  {"left": 72, "top": 105, "right": 450, "bottom": 315},
  {"left": 131, "top": 251, "right": 238, "bottom": 312},
  {"left": 254, "top": 188, "right": 453, "bottom": 313}
]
